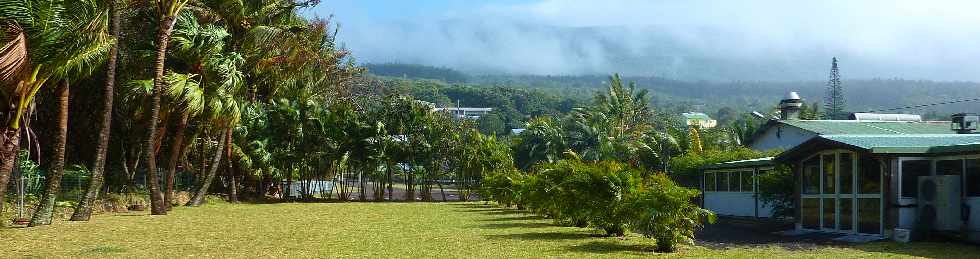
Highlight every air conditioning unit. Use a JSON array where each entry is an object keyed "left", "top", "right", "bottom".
[{"left": 918, "top": 176, "right": 962, "bottom": 231}]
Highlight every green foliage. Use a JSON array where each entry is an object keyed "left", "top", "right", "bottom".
[
  {"left": 668, "top": 147, "right": 780, "bottom": 187},
  {"left": 366, "top": 63, "right": 469, "bottom": 83},
  {"left": 630, "top": 173, "right": 716, "bottom": 252},
  {"left": 757, "top": 165, "right": 795, "bottom": 218},
  {"left": 480, "top": 169, "right": 524, "bottom": 207},
  {"left": 18, "top": 150, "right": 44, "bottom": 195},
  {"left": 485, "top": 159, "right": 714, "bottom": 252},
  {"left": 512, "top": 117, "right": 566, "bottom": 170}
]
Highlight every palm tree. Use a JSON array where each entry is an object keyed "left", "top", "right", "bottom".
[
  {"left": 143, "top": 0, "right": 192, "bottom": 215},
  {"left": 514, "top": 117, "right": 566, "bottom": 169},
  {"left": 71, "top": 0, "right": 122, "bottom": 221},
  {"left": 162, "top": 12, "right": 225, "bottom": 208},
  {"left": 0, "top": 0, "right": 113, "bottom": 223}
]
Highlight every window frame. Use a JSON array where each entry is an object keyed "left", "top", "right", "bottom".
[{"left": 899, "top": 154, "right": 980, "bottom": 200}]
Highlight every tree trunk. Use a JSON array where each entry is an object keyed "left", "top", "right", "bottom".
[
  {"left": 358, "top": 169, "right": 365, "bottom": 201},
  {"left": 186, "top": 126, "right": 228, "bottom": 206},
  {"left": 164, "top": 112, "right": 188, "bottom": 210},
  {"left": 226, "top": 128, "right": 237, "bottom": 203},
  {"left": 143, "top": 15, "right": 177, "bottom": 215},
  {"left": 386, "top": 163, "right": 393, "bottom": 201},
  {"left": 437, "top": 180, "right": 447, "bottom": 202},
  {"left": 0, "top": 122, "right": 22, "bottom": 223},
  {"left": 29, "top": 81, "right": 70, "bottom": 226},
  {"left": 71, "top": 3, "right": 119, "bottom": 221}
]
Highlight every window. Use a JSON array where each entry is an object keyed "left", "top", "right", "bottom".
[
  {"left": 823, "top": 198, "right": 836, "bottom": 229},
  {"left": 823, "top": 154, "right": 836, "bottom": 194},
  {"left": 840, "top": 153, "right": 853, "bottom": 194},
  {"left": 802, "top": 198, "right": 819, "bottom": 229},
  {"left": 859, "top": 156, "right": 881, "bottom": 194},
  {"left": 936, "top": 159, "right": 963, "bottom": 176},
  {"left": 803, "top": 157, "right": 820, "bottom": 195},
  {"left": 718, "top": 172, "right": 730, "bottom": 192},
  {"left": 967, "top": 159, "right": 979, "bottom": 197},
  {"left": 840, "top": 198, "right": 853, "bottom": 231},
  {"left": 704, "top": 173, "right": 716, "bottom": 192},
  {"left": 901, "top": 160, "right": 931, "bottom": 198},
  {"left": 740, "top": 172, "right": 753, "bottom": 192},
  {"left": 858, "top": 198, "right": 881, "bottom": 234}
]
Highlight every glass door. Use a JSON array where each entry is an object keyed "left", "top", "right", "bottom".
[
  {"left": 821, "top": 153, "right": 837, "bottom": 230},
  {"left": 801, "top": 151, "right": 882, "bottom": 234}
]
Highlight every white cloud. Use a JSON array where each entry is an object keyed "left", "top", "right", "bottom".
[{"left": 325, "top": 0, "right": 980, "bottom": 81}]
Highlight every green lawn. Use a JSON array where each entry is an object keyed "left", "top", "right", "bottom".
[{"left": 2, "top": 202, "right": 978, "bottom": 258}]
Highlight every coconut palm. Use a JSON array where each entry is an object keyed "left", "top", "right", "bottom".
[
  {"left": 142, "top": 0, "right": 193, "bottom": 215},
  {"left": 163, "top": 12, "right": 226, "bottom": 207},
  {"left": 0, "top": 0, "right": 113, "bottom": 223},
  {"left": 514, "top": 117, "right": 566, "bottom": 170},
  {"left": 71, "top": 0, "right": 123, "bottom": 221}
]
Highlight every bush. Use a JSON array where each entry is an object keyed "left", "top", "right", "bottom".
[
  {"left": 483, "top": 159, "right": 716, "bottom": 251},
  {"left": 630, "top": 173, "right": 716, "bottom": 252},
  {"left": 668, "top": 147, "right": 780, "bottom": 187},
  {"left": 480, "top": 169, "right": 524, "bottom": 207},
  {"left": 757, "top": 165, "right": 794, "bottom": 218},
  {"left": 556, "top": 160, "right": 640, "bottom": 236}
]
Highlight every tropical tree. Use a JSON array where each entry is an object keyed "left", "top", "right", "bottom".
[
  {"left": 0, "top": 0, "right": 113, "bottom": 223},
  {"left": 71, "top": 0, "right": 122, "bottom": 221},
  {"left": 141, "top": 0, "right": 192, "bottom": 215}
]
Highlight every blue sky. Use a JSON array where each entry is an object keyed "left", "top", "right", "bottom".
[
  {"left": 308, "top": 1, "right": 527, "bottom": 22},
  {"left": 304, "top": 0, "right": 980, "bottom": 81}
]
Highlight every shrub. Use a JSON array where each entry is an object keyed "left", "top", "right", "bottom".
[
  {"left": 520, "top": 160, "right": 586, "bottom": 226},
  {"left": 630, "top": 173, "right": 716, "bottom": 252},
  {"left": 561, "top": 160, "right": 641, "bottom": 236},
  {"left": 668, "top": 147, "right": 780, "bottom": 187},
  {"left": 480, "top": 169, "right": 524, "bottom": 207},
  {"left": 757, "top": 165, "right": 794, "bottom": 218},
  {"left": 483, "top": 159, "right": 715, "bottom": 252}
]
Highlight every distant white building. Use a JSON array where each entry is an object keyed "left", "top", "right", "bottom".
[
  {"left": 435, "top": 107, "right": 493, "bottom": 119},
  {"left": 682, "top": 112, "right": 717, "bottom": 129}
]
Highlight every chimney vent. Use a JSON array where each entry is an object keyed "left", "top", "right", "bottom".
[
  {"left": 779, "top": 92, "right": 803, "bottom": 120},
  {"left": 951, "top": 113, "right": 978, "bottom": 134}
]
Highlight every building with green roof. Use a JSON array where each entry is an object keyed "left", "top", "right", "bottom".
[
  {"left": 746, "top": 119, "right": 953, "bottom": 151},
  {"left": 702, "top": 93, "right": 980, "bottom": 242}
]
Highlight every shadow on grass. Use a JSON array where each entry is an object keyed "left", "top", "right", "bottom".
[
  {"left": 565, "top": 240, "right": 653, "bottom": 254},
  {"left": 453, "top": 206, "right": 527, "bottom": 216},
  {"left": 480, "top": 222, "right": 553, "bottom": 229},
  {"left": 480, "top": 215, "right": 546, "bottom": 222},
  {"left": 487, "top": 232, "right": 594, "bottom": 241}
]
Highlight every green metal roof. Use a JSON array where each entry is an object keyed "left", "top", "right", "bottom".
[
  {"left": 780, "top": 120, "right": 953, "bottom": 135},
  {"left": 702, "top": 157, "right": 775, "bottom": 170},
  {"left": 821, "top": 134, "right": 980, "bottom": 154}
]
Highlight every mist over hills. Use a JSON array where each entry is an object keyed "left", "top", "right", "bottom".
[
  {"left": 344, "top": 19, "right": 980, "bottom": 82},
  {"left": 365, "top": 63, "right": 980, "bottom": 116}
]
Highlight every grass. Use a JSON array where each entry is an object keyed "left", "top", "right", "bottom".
[{"left": 2, "top": 202, "right": 979, "bottom": 258}]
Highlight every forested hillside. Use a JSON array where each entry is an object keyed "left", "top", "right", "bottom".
[{"left": 366, "top": 63, "right": 980, "bottom": 120}]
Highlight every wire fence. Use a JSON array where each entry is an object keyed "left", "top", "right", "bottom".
[{"left": 5, "top": 168, "right": 198, "bottom": 202}]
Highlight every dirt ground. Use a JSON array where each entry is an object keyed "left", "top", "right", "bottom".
[{"left": 695, "top": 217, "right": 847, "bottom": 250}]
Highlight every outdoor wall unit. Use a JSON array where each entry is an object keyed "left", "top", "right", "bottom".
[
  {"left": 917, "top": 176, "right": 962, "bottom": 232},
  {"left": 951, "top": 113, "right": 978, "bottom": 134}
]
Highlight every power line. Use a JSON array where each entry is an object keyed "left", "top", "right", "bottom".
[{"left": 865, "top": 97, "right": 980, "bottom": 113}]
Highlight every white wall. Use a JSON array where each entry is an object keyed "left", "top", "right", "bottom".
[
  {"left": 704, "top": 192, "right": 770, "bottom": 217},
  {"left": 749, "top": 124, "right": 816, "bottom": 152}
]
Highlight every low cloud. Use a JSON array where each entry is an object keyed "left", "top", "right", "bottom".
[{"left": 319, "top": 0, "right": 980, "bottom": 81}]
